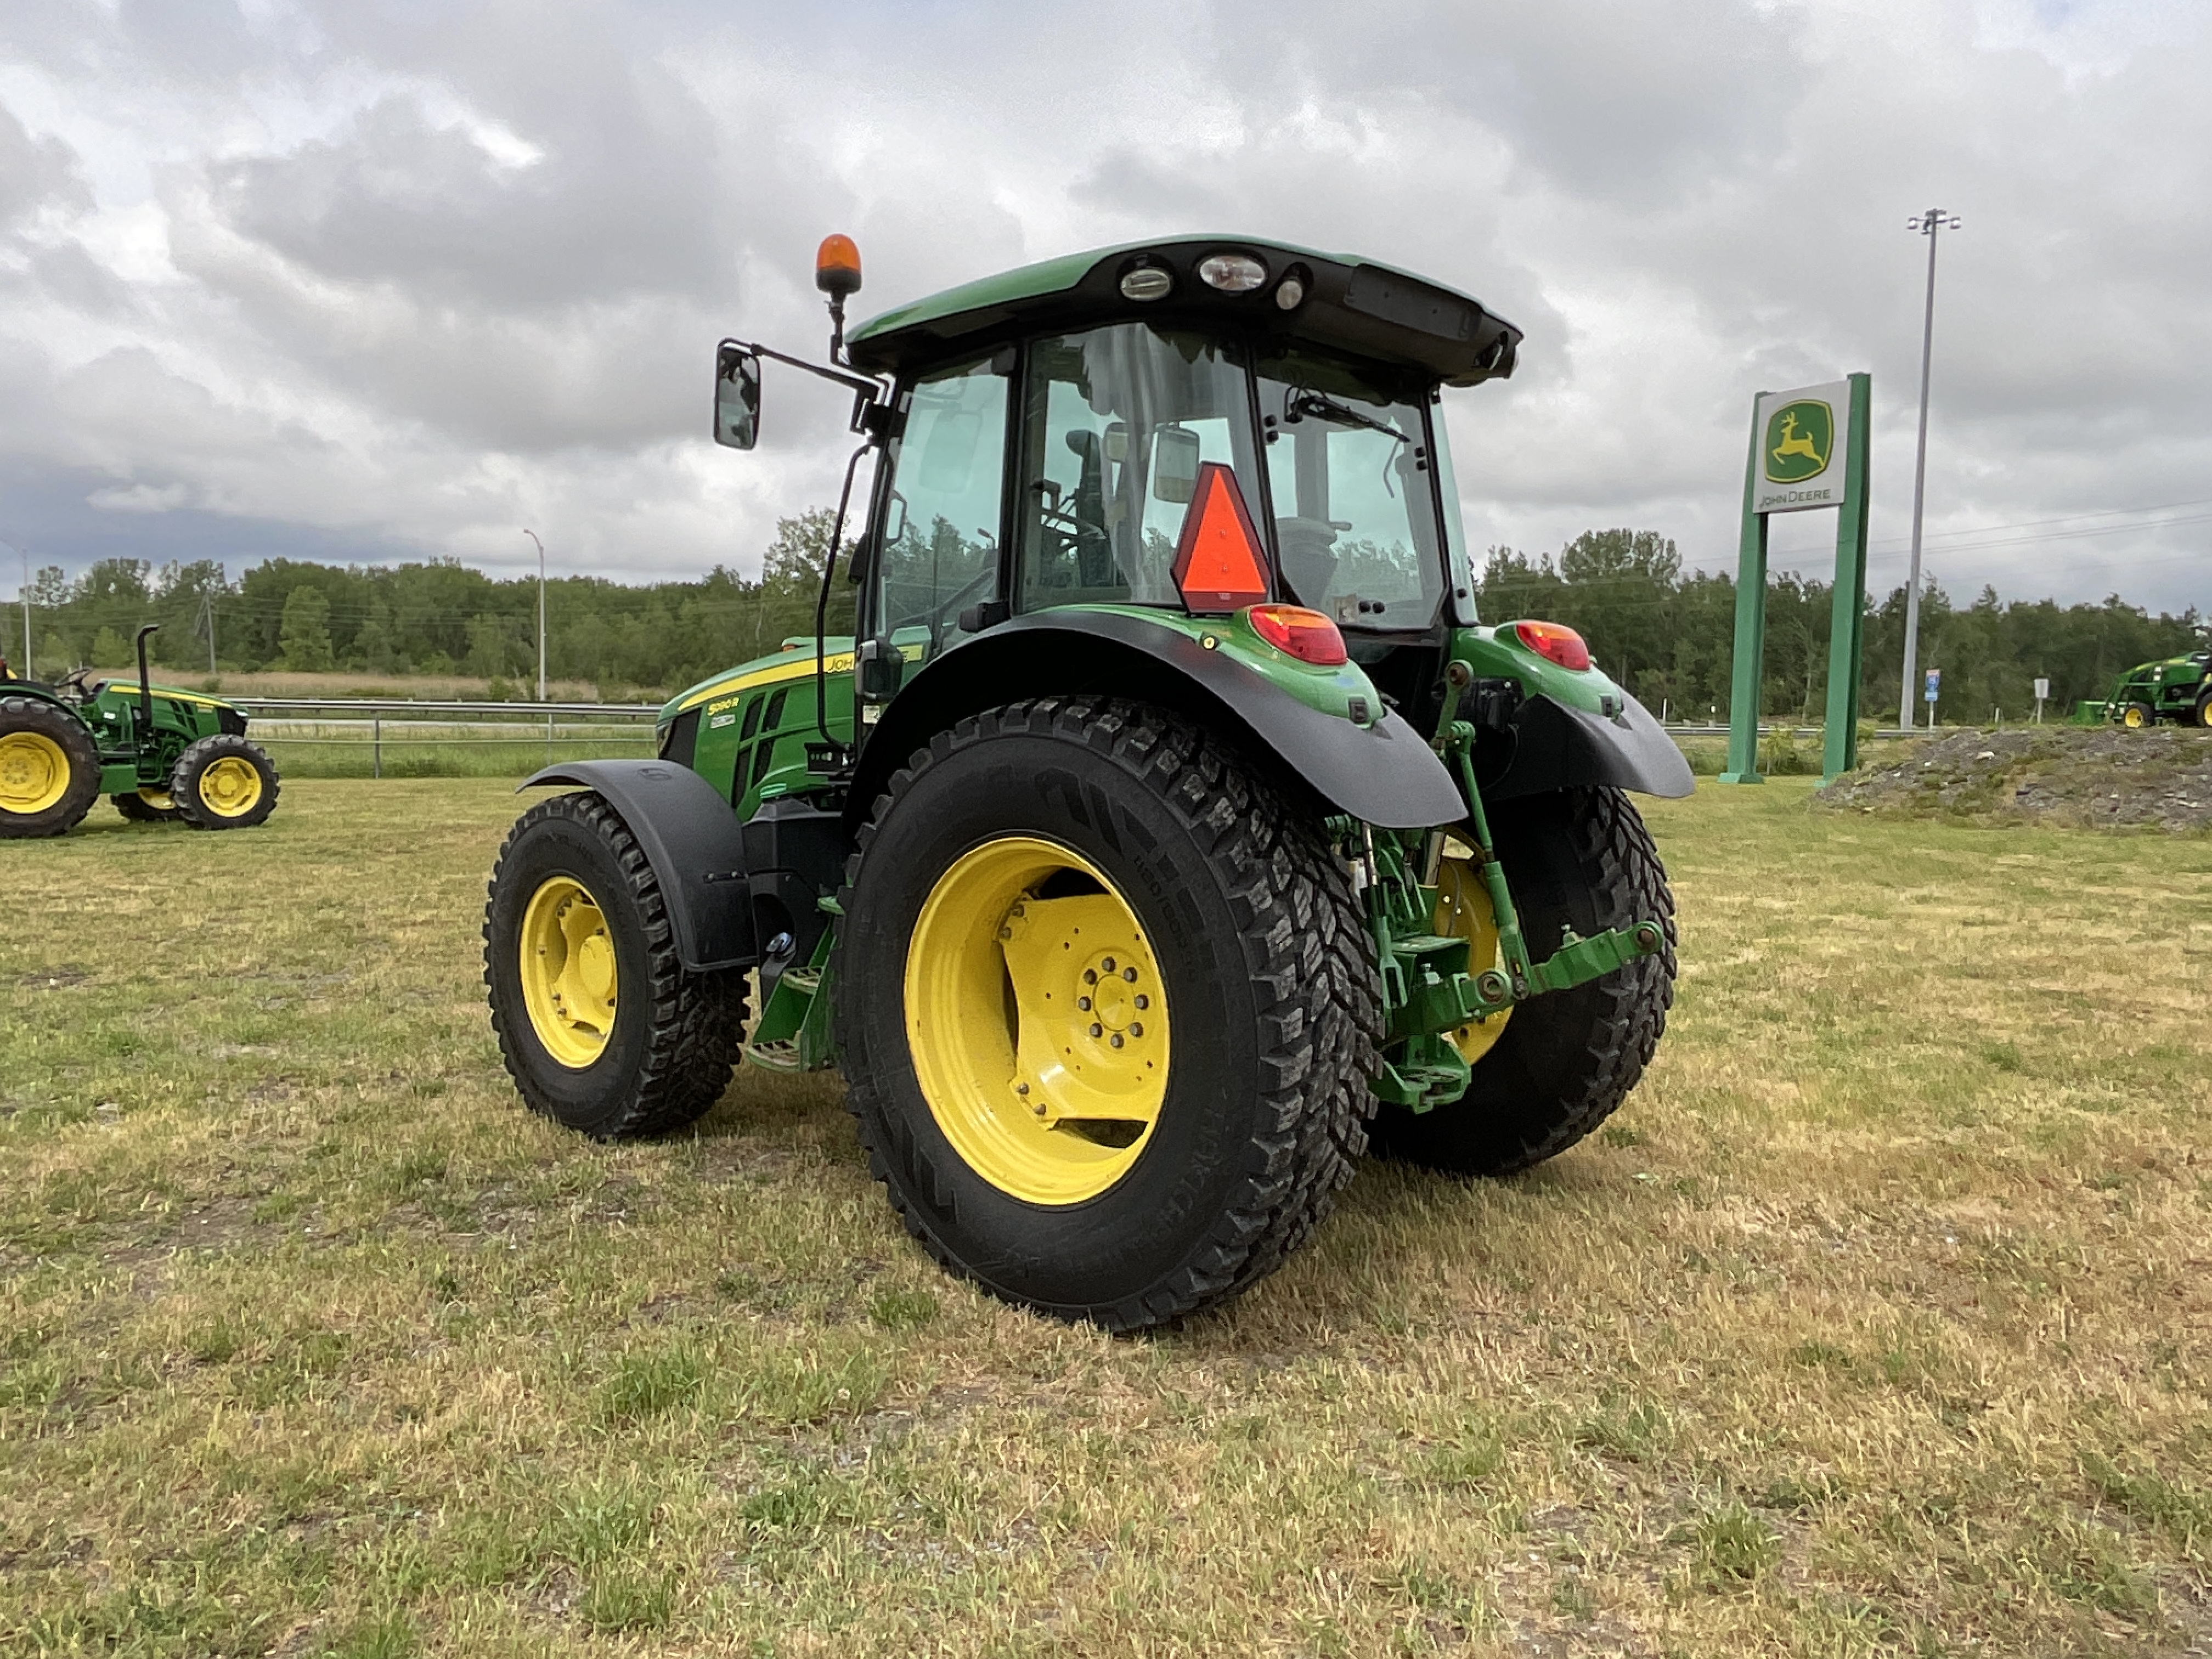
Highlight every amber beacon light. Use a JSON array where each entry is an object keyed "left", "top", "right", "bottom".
[{"left": 815, "top": 234, "right": 863, "bottom": 298}]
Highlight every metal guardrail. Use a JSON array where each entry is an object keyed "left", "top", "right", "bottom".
[
  {"left": 225, "top": 699, "right": 661, "bottom": 779},
  {"left": 228, "top": 697, "right": 661, "bottom": 719}
]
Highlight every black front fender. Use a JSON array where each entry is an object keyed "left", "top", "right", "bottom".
[
  {"left": 518, "top": 760, "right": 757, "bottom": 972},
  {"left": 850, "top": 611, "right": 1466, "bottom": 832}
]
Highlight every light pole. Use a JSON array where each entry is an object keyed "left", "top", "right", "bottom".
[
  {"left": 522, "top": 528, "right": 546, "bottom": 703},
  {"left": 1898, "top": 207, "right": 1960, "bottom": 731},
  {"left": 4, "top": 539, "right": 29, "bottom": 673}
]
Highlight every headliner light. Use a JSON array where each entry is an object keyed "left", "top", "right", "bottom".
[
  {"left": 1246, "top": 604, "right": 1347, "bottom": 667},
  {"left": 1198, "top": 252, "right": 1267, "bottom": 292},
  {"left": 1120, "top": 265, "right": 1172, "bottom": 301},
  {"left": 1274, "top": 276, "right": 1305, "bottom": 310},
  {"left": 1513, "top": 620, "right": 1592, "bottom": 672}
]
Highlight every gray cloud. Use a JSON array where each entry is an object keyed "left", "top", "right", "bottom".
[{"left": 0, "top": 0, "right": 2204, "bottom": 616}]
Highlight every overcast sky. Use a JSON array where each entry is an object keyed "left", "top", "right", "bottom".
[{"left": 2, "top": 0, "right": 2207, "bottom": 615}]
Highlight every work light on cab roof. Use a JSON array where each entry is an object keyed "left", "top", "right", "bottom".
[{"left": 487, "top": 229, "right": 1698, "bottom": 1339}]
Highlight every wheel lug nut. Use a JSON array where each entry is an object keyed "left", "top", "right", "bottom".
[
  {"left": 1089, "top": 1023, "right": 1103, "bottom": 1038},
  {"left": 1130, "top": 1022, "right": 1143, "bottom": 1037},
  {"left": 1102, "top": 957, "right": 1116, "bottom": 973},
  {"left": 1084, "top": 969, "right": 1097, "bottom": 984},
  {"left": 1110, "top": 1033, "right": 1124, "bottom": 1048},
  {"left": 1135, "top": 994, "right": 1148, "bottom": 1011},
  {"left": 1016, "top": 1082, "right": 1030, "bottom": 1095},
  {"left": 1123, "top": 966, "right": 1137, "bottom": 982},
  {"left": 1077, "top": 996, "right": 1091, "bottom": 1011}
]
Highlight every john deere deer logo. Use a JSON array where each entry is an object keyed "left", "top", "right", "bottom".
[{"left": 1763, "top": 400, "right": 1833, "bottom": 484}]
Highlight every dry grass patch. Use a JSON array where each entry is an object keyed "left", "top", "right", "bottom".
[{"left": 2, "top": 777, "right": 2207, "bottom": 1656}]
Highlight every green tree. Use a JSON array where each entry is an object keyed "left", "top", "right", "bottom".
[{"left": 280, "top": 586, "right": 335, "bottom": 672}]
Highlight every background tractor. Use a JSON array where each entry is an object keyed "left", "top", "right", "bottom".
[
  {"left": 2103, "top": 650, "right": 2212, "bottom": 729},
  {"left": 483, "top": 235, "right": 1692, "bottom": 1330},
  {"left": 0, "top": 625, "right": 280, "bottom": 838}
]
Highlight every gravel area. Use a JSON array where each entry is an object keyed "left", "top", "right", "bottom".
[{"left": 1814, "top": 724, "right": 2212, "bottom": 832}]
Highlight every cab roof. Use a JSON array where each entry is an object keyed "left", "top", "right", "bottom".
[{"left": 845, "top": 236, "right": 1522, "bottom": 390}]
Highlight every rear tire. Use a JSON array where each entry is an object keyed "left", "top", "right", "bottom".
[
  {"left": 832, "top": 697, "right": 1381, "bottom": 1331},
  {"left": 172, "top": 734, "right": 280, "bottom": 830},
  {"left": 2194, "top": 690, "right": 2212, "bottom": 729},
  {"left": 484, "top": 791, "right": 747, "bottom": 1139},
  {"left": 1367, "top": 787, "right": 1675, "bottom": 1177},
  {"left": 0, "top": 696, "right": 100, "bottom": 838},
  {"left": 114, "top": 789, "right": 182, "bottom": 823}
]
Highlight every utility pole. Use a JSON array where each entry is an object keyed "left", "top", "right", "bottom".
[
  {"left": 522, "top": 528, "right": 546, "bottom": 702},
  {"left": 1899, "top": 207, "right": 1960, "bottom": 731},
  {"left": 201, "top": 589, "right": 217, "bottom": 676}
]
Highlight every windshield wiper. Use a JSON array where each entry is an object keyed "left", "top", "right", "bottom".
[{"left": 1285, "top": 390, "right": 1409, "bottom": 444}]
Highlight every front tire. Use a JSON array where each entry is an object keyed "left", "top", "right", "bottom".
[
  {"left": 1367, "top": 787, "right": 1676, "bottom": 1177},
  {"left": 833, "top": 697, "right": 1381, "bottom": 1331},
  {"left": 172, "top": 734, "right": 280, "bottom": 830},
  {"left": 0, "top": 696, "right": 100, "bottom": 838},
  {"left": 484, "top": 791, "right": 746, "bottom": 1139}
]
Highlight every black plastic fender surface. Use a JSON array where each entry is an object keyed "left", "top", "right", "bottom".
[
  {"left": 850, "top": 610, "right": 1466, "bottom": 832},
  {"left": 1479, "top": 691, "right": 1696, "bottom": 802},
  {"left": 518, "top": 760, "right": 758, "bottom": 972}
]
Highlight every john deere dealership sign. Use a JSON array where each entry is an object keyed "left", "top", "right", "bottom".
[{"left": 1753, "top": 380, "right": 1851, "bottom": 513}]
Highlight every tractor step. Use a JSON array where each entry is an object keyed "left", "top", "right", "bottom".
[
  {"left": 743, "top": 1038, "right": 804, "bottom": 1073},
  {"left": 777, "top": 967, "right": 822, "bottom": 996}
]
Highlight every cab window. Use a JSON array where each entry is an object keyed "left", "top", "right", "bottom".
[
  {"left": 1015, "top": 324, "right": 1265, "bottom": 611},
  {"left": 877, "top": 355, "right": 1008, "bottom": 665},
  {"left": 1255, "top": 346, "right": 1444, "bottom": 631}
]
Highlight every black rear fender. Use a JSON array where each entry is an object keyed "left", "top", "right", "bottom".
[{"left": 849, "top": 612, "right": 1465, "bottom": 833}]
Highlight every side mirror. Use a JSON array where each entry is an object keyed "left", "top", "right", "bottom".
[
  {"left": 856, "top": 636, "right": 904, "bottom": 700},
  {"left": 714, "top": 344, "right": 761, "bottom": 450},
  {"left": 1152, "top": 426, "right": 1201, "bottom": 504}
]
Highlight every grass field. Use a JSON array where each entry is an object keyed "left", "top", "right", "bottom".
[{"left": 2, "top": 780, "right": 2207, "bottom": 1657}]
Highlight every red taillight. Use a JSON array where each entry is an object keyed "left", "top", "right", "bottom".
[
  {"left": 1513, "top": 620, "right": 1590, "bottom": 672},
  {"left": 1171, "top": 462, "right": 1271, "bottom": 612},
  {"left": 1245, "top": 604, "right": 1348, "bottom": 666}
]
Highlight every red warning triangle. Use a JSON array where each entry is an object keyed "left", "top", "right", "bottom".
[{"left": 1170, "top": 462, "right": 1272, "bottom": 613}]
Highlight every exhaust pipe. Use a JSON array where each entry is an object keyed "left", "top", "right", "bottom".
[{"left": 135, "top": 623, "right": 161, "bottom": 738}]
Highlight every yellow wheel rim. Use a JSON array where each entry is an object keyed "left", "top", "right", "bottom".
[
  {"left": 519, "top": 876, "right": 618, "bottom": 1068},
  {"left": 905, "top": 836, "right": 1170, "bottom": 1206},
  {"left": 2124, "top": 705, "right": 2146, "bottom": 729},
  {"left": 0, "top": 731, "right": 71, "bottom": 815},
  {"left": 1432, "top": 839, "right": 1513, "bottom": 1068},
  {"left": 138, "top": 789, "right": 173, "bottom": 812},
  {"left": 198, "top": 755, "right": 264, "bottom": 817}
]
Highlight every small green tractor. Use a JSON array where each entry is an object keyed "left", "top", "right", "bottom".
[
  {"left": 0, "top": 625, "right": 280, "bottom": 837},
  {"left": 483, "top": 235, "right": 1691, "bottom": 1330},
  {"left": 2103, "top": 650, "right": 2212, "bottom": 729}
]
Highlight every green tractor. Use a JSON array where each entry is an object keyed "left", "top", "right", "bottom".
[
  {"left": 0, "top": 625, "right": 280, "bottom": 838},
  {"left": 2104, "top": 650, "right": 2212, "bottom": 729},
  {"left": 483, "top": 235, "right": 1691, "bottom": 1330}
]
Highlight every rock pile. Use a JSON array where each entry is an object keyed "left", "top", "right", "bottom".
[{"left": 1814, "top": 725, "right": 2212, "bottom": 832}]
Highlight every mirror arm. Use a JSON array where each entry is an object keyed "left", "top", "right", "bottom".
[
  {"left": 721, "top": 337, "right": 884, "bottom": 404},
  {"left": 813, "top": 437, "right": 877, "bottom": 764}
]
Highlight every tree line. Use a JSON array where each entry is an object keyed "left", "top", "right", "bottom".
[{"left": 9, "top": 516, "right": 2202, "bottom": 721}]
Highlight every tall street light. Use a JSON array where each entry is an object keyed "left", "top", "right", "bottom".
[
  {"left": 1899, "top": 207, "right": 1961, "bottom": 731},
  {"left": 522, "top": 528, "right": 546, "bottom": 703}
]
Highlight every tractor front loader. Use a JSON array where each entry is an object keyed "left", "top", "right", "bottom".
[
  {"left": 0, "top": 625, "right": 279, "bottom": 838},
  {"left": 483, "top": 235, "right": 1692, "bottom": 1330}
]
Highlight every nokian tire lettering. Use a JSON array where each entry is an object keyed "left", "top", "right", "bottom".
[
  {"left": 1368, "top": 786, "right": 1675, "bottom": 1176},
  {"left": 831, "top": 696, "right": 1383, "bottom": 1332},
  {"left": 484, "top": 791, "right": 747, "bottom": 1139}
]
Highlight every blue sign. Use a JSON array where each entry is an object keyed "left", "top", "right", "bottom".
[{"left": 1924, "top": 668, "right": 1940, "bottom": 703}]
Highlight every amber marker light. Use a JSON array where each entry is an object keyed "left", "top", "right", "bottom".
[
  {"left": 815, "top": 234, "right": 862, "bottom": 297},
  {"left": 1246, "top": 605, "right": 1348, "bottom": 667},
  {"left": 1513, "top": 619, "right": 1592, "bottom": 672}
]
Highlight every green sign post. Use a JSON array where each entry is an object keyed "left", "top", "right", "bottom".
[{"left": 1719, "top": 373, "right": 1873, "bottom": 785}]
